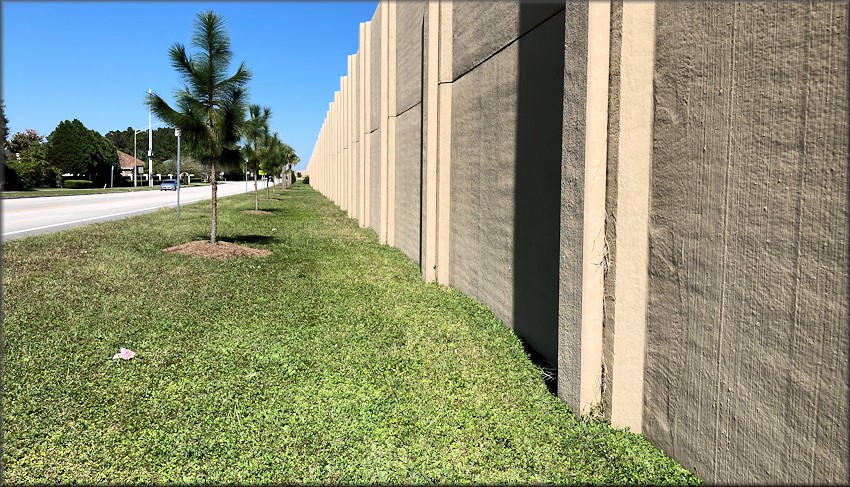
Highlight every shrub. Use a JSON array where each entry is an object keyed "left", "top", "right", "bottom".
[
  {"left": 113, "top": 176, "right": 136, "bottom": 187},
  {"left": 10, "top": 141, "right": 59, "bottom": 189},
  {"left": 63, "top": 179, "right": 94, "bottom": 189},
  {"left": 303, "top": 175, "right": 310, "bottom": 185},
  {"left": 1, "top": 161, "right": 24, "bottom": 191}
]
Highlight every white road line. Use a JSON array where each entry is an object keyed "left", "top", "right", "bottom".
[
  {"left": 3, "top": 204, "right": 174, "bottom": 236},
  {"left": 2, "top": 183, "right": 261, "bottom": 240}
]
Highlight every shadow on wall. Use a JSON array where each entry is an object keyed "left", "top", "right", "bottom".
[{"left": 512, "top": 4, "right": 565, "bottom": 387}]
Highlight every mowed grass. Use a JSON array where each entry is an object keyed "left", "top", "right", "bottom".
[
  {"left": 2, "top": 182, "right": 210, "bottom": 199},
  {"left": 2, "top": 183, "right": 700, "bottom": 484}
]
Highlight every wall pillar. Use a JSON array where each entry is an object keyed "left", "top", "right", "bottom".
[
  {"left": 359, "top": 23, "right": 368, "bottom": 228},
  {"left": 363, "top": 20, "right": 373, "bottom": 229},
  {"left": 609, "top": 0, "right": 656, "bottom": 433},
  {"left": 352, "top": 52, "right": 359, "bottom": 220},
  {"left": 334, "top": 92, "right": 340, "bottom": 204},
  {"left": 577, "top": 0, "right": 611, "bottom": 415},
  {"left": 435, "top": 0, "right": 453, "bottom": 285},
  {"left": 379, "top": 0, "right": 391, "bottom": 245},
  {"left": 422, "top": 0, "right": 440, "bottom": 282},
  {"left": 347, "top": 56, "right": 354, "bottom": 218},
  {"left": 386, "top": 0, "right": 398, "bottom": 247},
  {"left": 343, "top": 62, "right": 348, "bottom": 213}
]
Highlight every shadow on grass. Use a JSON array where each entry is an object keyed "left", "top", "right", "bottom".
[
  {"left": 221, "top": 235, "right": 277, "bottom": 245},
  {"left": 190, "top": 235, "right": 278, "bottom": 245},
  {"left": 240, "top": 208, "right": 283, "bottom": 214},
  {"left": 519, "top": 336, "right": 558, "bottom": 396}
]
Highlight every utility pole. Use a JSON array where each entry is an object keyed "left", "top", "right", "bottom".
[
  {"left": 176, "top": 128, "right": 181, "bottom": 220},
  {"left": 148, "top": 89, "right": 153, "bottom": 187}
]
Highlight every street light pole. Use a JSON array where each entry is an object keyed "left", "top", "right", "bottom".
[
  {"left": 176, "top": 128, "right": 182, "bottom": 220},
  {"left": 148, "top": 89, "right": 154, "bottom": 187},
  {"left": 245, "top": 159, "right": 248, "bottom": 193}
]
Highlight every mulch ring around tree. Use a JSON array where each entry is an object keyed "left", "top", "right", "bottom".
[
  {"left": 241, "top": 210, "right": 273, "bottom": 215},
  {"left": 162, "top": 240, "right": 272, "bottom": 259}
]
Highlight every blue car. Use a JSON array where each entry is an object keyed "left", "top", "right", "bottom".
[{"left": 160, "top": 179, "right": 178, "bottom": 191}]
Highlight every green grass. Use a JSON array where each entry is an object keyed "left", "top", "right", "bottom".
[
  {"left": 2, "top": 183, "right": 701, "bottom": 484},
  {"left": 2, "top": 182, "right": 210, "bottom": 199}
]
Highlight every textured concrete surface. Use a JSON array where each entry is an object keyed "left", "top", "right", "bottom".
[
  {"left": 333, "top": 92, "right": 339, "bottom": 204},
  {"left": 451, "top": 5, "right": 564, "bottom": 364},
  {"left": 423, "top": 0, "right": 441, "bottom": 283},
  {"left": 380, "top": 0, "right": 393, "bottom": 245},
  {"left": 357, "top": 34, "right": 364, "bottom": 225},
  {"left": 305, "top": 3, "right": 849, "bottom": 482},
  {"left": 609, "top": 1, "right": 654, "bottom": 433},
  {"left": 370, "top": 6, "right": 382, "bottom": 132},
  {"left": 435, "top": 1, "right": 453, "bottom": 285},
  {"left": 352, "top": 53, "right": 360, "bottom": 221},
  {"left": 511, "top": 6, "right": 565, "bottom": 366},
  {"left": 359, "top": 22, "right": 370, "bottom": 228},
  {"left": 419, "top": 1, "right": 430, "bottom": 280},
  {"left": 601, "top": 0, "right": 622, "bottom": 421},
  {"left": 394, "top": 105, "right": 423, "bottom": 264},
  {"left": 396, "top": 1, "right": 425, "bottom": 115},
  {"left": 369, "top": 126, "right": 382, "bottom": 236},
  {"left": 557, "top": 0, "right": 613, "bottom": 414},
  {"left": 576, "top": 1, "right": 610, "bottom": 415},
  {"left": 393, "top": 0, "right": 425, "bottom": 265},
  {"left": 452, "top": 1, "right": 563, "bottom": 82},
  {"left": 450, "top": 41, "right": 517, "bottom": 334},
  {"left": 386, "top": 115, "right": 397, "bottom": 246},
  {"left": 644, "top": 2, "right": 849, "bottom": 484},
  {"left": 557, "top": 0, "right": 587, "bottom": 412}
]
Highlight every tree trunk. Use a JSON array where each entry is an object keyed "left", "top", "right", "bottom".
[
  {"left": 210, "top": 160, "right": 218, "bottom": 244},
  {"left": 254, "top": 170, "right": 259, "bottom": 210}
]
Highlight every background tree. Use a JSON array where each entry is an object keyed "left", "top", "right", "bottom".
[
  {"left": 177, "top": 155, "right": 204, "bottom": 183},
  {"left": 47, "top": 119, "right": 91, "bottom": 176},
  {"left": 258, "top": 132, "right": 283, "bottom": 199},
  {"left": 149, "top": 10, "right": 251, "bottom": 244},
  {"left": 7, "top": 129, "right": 46, "bottom": 155},
  {"left": 278, "top": 142, "right": 299, "bottom": 190},
  {"left": 105, "top": 126, "right": 179, "bottom": 164},
  {"left": 243, "top": 104, "right": 271, "bottom": 210},
  {"left": 9, "top": 140, "right": 59, "bottom": 189},
  {"left": 1, "top": 101, "right": 10, "bottom": 148},
  {"left": 88, "top": 132, "right": 120, "bottom": 185},
  {"left": 1, "top": 102, "right": 19, "bottom": 190},
  {"left": 45, "top": 119, "right": 119, "bottom": 185}
]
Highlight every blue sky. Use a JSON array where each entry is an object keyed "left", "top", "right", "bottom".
[{"left": 2, "top": 1, "right": 378, "bottom": 170}]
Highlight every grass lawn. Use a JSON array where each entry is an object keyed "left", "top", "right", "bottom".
[
  {"left": 2, "top": 182, "right": 210, "bottom": 199},
  {"left": 2, "top": 183, "right": 701, "bottom": 484}
]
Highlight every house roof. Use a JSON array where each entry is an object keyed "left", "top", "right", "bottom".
[{"left": 117, "top": 150, "right": 144, "bottom": 170}]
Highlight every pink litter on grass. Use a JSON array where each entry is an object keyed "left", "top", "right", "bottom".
[{"left": 112, "top": 348, "right": 136, "bottom": 360}]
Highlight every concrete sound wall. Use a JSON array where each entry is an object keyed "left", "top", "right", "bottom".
[
  {"left": 450, "top": 1, "right": 565, "bottom": 367},
  {"left": 305, "top": 1, "right": 849, "bottom": 484},
  {"left": 393, "top": 1, "right": 426, "bottom": 264},
  {"left": 643, "top": 2, "right": 849, "bottom": 483},
  {"left": 369, "top": 6, "right": 382, "bottom": 236}
]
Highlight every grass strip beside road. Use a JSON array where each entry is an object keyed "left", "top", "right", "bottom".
[
  {"left": 2, "top": 183, "right": 701, "bottom": 484},
  {"left": 2, "top": 182, "right": 211, "bottom": 199}
]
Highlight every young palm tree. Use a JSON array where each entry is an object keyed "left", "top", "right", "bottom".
[
  {"left": 243, "top": 104, "right": 271, "bottom": 211},
  {"left": 258, "top": 132, "right": 283, "bottom": 200},
  {"left": 148, "top": 10, "right": 251, "bottom": 244},
  {"left": 279, "top": 143, "right": 298, "bottom": 191}
]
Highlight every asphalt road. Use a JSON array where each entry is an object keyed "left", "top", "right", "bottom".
[{"left": 2, "top": 181, "right": 273, "bottom": 242}]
